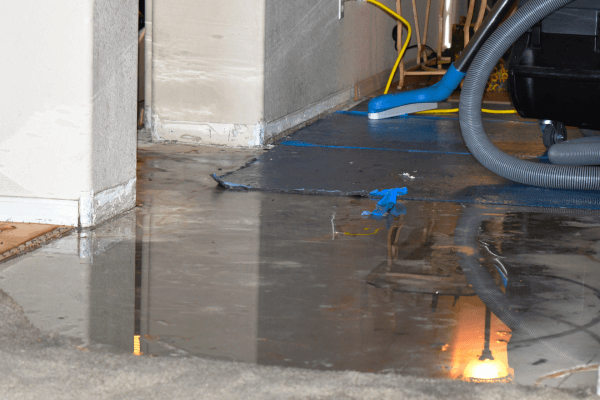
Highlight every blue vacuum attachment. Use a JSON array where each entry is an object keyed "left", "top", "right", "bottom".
[
  {"left": 367, "top": 65, "right": 466, "bottom": 119},
  {"left": 366, "top": 0, "right": 515, "bottom": 120}
]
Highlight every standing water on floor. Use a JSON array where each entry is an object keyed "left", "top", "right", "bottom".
[{"left": 0, "top": 147, "right": 598, "bottom": 391}]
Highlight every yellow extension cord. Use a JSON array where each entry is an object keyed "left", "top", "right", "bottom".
[
  {"left": 365, "top": 0, "right": 411, "bottom": 95},
  {"left": 416, "top": 108, "right": 516, "bottom": 114},
  {"left": 365, "top": 0, "right": 516, "bottom": 115}
]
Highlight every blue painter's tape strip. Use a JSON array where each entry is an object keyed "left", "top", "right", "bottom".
[
  {"left": 280, "top": 140, "right": 548, "bottom": 160},
  {"left": 368, "top": 64, "right": 466, "bottom": 114},
  {"left": 281, "top": 140, "right": 471, "bottom": 156},
  {"left": 336, "top": 110, "right": 369, "bottom": 116}
]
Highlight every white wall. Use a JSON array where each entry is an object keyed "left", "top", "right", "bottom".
[
  {"left": 0, "top": 1, "right": 95, "bottom": 201},
  {"left": 0, "top": 0, "right": 137, "bottom": 226}
]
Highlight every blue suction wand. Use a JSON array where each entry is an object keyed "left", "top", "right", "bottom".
[
  {"left": 367, "top": 0, "right": 515, "bottom": 120},
  {"left": 368, "top": 65, "right": 465, "bottom": 119}
]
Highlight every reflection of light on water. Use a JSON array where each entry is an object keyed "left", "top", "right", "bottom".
[
  {"left": 448, "top": 296, "right": 513, "bottom": 383},
  {"left": 133, "top": 335, "right": 143, "bottom": 356},
  {"left": 463, "top": 358, "right": 511, "bottom": 383}
]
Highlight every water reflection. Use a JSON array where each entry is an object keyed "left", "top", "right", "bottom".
[
  {"left": 0, "top": 212, "right": 136, "bottom": 351},
  {"left": 364, "top": 202, "right": 512, "bottom": 382},
  {"left": 0, "top": 195, "right": 598, "bottom": 389}
]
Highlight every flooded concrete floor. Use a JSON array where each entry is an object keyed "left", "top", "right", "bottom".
[{"left": 1, "top": 140, "right": 600, "bottom": 396}]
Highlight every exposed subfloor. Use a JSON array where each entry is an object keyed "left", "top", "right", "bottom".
[{"left": 0, "top": 109, "right": 600, "bottom": 398}]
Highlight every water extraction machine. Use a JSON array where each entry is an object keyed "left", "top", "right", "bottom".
[{"left": 368, "top": 0, "right": 600, "bottom": 191}]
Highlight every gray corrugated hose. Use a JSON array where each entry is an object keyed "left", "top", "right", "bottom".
[
  {"left": 548, "top": 136, "right": 600, "bottom": 165},
  {"left": 458, "top": 0, "right": 600, "bottom": 189}
]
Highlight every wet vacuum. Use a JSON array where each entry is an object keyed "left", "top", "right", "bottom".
[{"left": 369, "top": 0, "right": 600, "bottom": 190}]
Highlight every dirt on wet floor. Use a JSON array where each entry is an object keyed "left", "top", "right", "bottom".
[{"left": 0, "top": 142, "right": 599, "bottom": 399}]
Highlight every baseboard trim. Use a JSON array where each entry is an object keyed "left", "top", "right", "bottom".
[
  {"left": 150, "top": 87, "right": 356, "bottom": 147},
  {"left": 151, "top": 116, "right": 264, "bottom": 147},
  {"left": 0, "top": 178, "right": 136, "bottom": 227},
  {"left": 0, "top": 197, "right": 79, "bottom": 226}
]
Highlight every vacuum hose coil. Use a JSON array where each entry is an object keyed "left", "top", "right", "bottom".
[
  {"left": 458, "top": 0, "right": 600, "bottom": 190},
  {"left": 548, "top": 136, "right": 600, "bottom": 166}
]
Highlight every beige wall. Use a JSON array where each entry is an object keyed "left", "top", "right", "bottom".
[
  {"left": 264, "top": 0, "right": 447, "bottom": 124},
  {"left": 147, "top": 0, "right": 450, "bottom": 146},
  {"left": 264, "top": 0, "right": 396, "bottom": 124},
  {"left": 149, "top": 0, "right": 266, "bottom": 146}
]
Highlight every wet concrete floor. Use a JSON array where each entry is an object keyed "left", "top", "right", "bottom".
[{"left": 1, "top": 132, "right": 600, "bottom": 393}]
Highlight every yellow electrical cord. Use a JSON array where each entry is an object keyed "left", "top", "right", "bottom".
[
  {"left": 366, "top": 0, "right": 411, "bottom": 95},
  {"left": 365, "top": 1, "right": 517, "bottom": 115},
  {"left": 416, "top": 108, "right": 517, "bottom": 114},
  {"left": 344, "top": 228, "right": 383, "bottom": 236}
]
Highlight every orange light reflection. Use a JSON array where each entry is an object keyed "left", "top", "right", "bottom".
[
  {"left": 448, "top": 296, "right": 513, "bottom": 383},
  {"left": 133, "top": 335, "right": 143, "bottom": 356}
]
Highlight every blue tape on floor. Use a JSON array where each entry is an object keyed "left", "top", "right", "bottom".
[
  {"left": 336, "top": 110, "right": 369, "bottom": 117},
  {"left": 281, "top": 140, "right": 471, "bottom": 155},
  {"left": 280, "top": 140, "right": 547, "bottom": 160}
]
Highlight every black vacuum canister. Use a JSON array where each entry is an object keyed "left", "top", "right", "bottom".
[{"left": 508, "top": 0, "right": 600, "bottom": 131}]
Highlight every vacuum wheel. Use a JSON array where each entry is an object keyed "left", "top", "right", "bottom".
[{"left": 539, "top": 120, "right": 567, "bottom": 149}]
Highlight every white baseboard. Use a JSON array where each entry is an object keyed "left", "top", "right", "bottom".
[
  {"left": 0, "top": 197, "right": 79, "bottom": 226},
  {"left": 151, "top": 116, "right": 265, "bottom": 147},
  {"left": 0, "top": 178, "right": 136, "bottom": 227},
  {"left": 149, "top": 87, "right": 355, "bottom": 147}
]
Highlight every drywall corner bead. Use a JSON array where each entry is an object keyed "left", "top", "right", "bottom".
[
  {"left": 79, "top": 191, "right": 94, "bottom": 227},
  {"left": 78, "top": 178, "right": 136, "bottom": 227},
  {"left": 151, "top": 114, "right": 162, "bottom": 141},
  {"left": 145, "top": 105, "right": 153, "bottom": 130},
  {"left": 249, "top": 123, "right": 265, "bottom": 147}
]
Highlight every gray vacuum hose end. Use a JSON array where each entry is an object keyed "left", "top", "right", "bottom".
[
  {"left": 458, "top": 0, "right": 600, "bottom": 190},
  {"left": 548, "top": 137, "right": 600, "bottom": 165}
]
